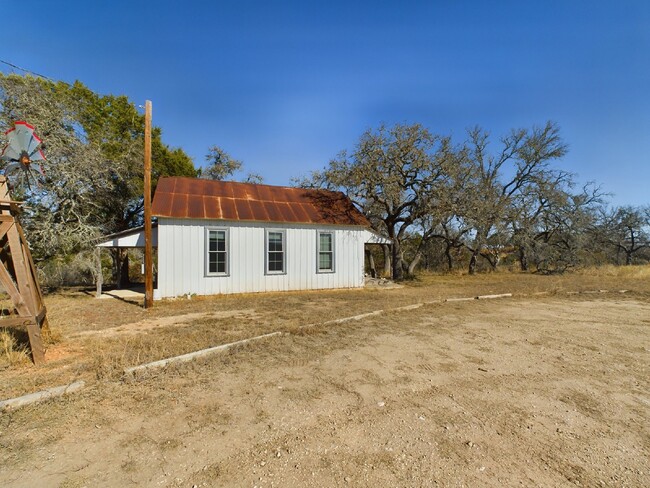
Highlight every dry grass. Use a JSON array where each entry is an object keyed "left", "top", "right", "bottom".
[
  {"left": 574, "top": 263, "right": 650, "bottom": 279},
  {"left": 2, "top": 295, "right": 648, "bottom": 487},
  {"left": 0, "top": 329, "right": 30, "bottom": 368},
  {"left": 0, "top": 265, "right": 648, "bottom": 399}
]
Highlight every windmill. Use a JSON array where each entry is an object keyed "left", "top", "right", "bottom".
[{"left": 0, "top": 121, "right": 48, "bottom": 364}]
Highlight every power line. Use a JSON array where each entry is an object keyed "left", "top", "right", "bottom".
[{"left": 0, "top": 59, "right": 55, "bottom": 82}]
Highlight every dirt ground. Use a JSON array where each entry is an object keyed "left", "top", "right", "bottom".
[
  {"left": 3, "top": 266, "right": 650, "bottom": 400},
  {"left": 1, "top": 290, "right": 648, "bottom": 487}
]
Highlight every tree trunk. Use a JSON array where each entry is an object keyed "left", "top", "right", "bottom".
[
  {"left": 392, "top": 241, "right": 404, "bottom": 280},
  {"left": 111, "top": 248, "right": 122, "bottom": 288},
  {"left": 365, "top": 248, "right": 376, "bottom": 278},
  {"left": 625, "top": 251, "right": 632, "bottom": 265},
  {"left": 382, "top": 244, "right": 391, "bottom": 278},
  {"left": 492, "top": 253, "right": 500, "bottom": 270},
  {"left": 95, "top": 247, "right": 103, "bottom": 298},
  {"left": 485, "top": 251, "right": 500, "bottom": 271},
  {"left": 111, "top": 249, "right": 131, "bottom": 289},
  {"left": 120, "top": 253, "right": 130, "bottom": 288},
  {"left": 519, "top": 247, "right": 528, "bottom": 272},
  {"left": 444, "top": 243, "right": 454, "bottom": 271},
  {"left": 407, "top": 252, "right": 422, "bottom": 277},
  {"left": 468, "top": 250, "right": 478, "bottom": 275}
]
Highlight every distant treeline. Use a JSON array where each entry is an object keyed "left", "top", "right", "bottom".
[
  {"left": 0, "top": 74, "right": 647, "bottom": 285},
  {"left": 296, "top": 123, "right": 649, "bottom": 277}
]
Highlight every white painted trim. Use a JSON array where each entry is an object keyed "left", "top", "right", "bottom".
[
  {"left": 205, "top": 227, "right": 230, "bottom": 277},
  {"left": 96, "top": 227, "right": 158, "bottom": 248},
  {"left": 265, "top": 228, "right": 287, "bottom": 275},
  {"left": 316, "top": 229, "right": 335, "bottom": 273}
]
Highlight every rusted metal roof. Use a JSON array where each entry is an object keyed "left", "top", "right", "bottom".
[{"left": 152, "top": 177, "right": 370, "bottom": 227}]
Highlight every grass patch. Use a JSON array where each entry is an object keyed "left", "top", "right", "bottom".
[
  {"left": 0, "top": 265, "right": 648, "bottom": 399},
  {"left": 0, "top": 328, "right": 30, "bottom": 368}
]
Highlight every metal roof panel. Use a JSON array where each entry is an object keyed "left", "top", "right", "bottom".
[
  {"left": 187, "top": 194, "right": 204, "bottom": 219},
  {"left": 219, "top": 197, "right": 238, "bottom": 220},
  {"left": 276, "top": 202, "right": 298, "bottom": 222},
  {"left": 151, "top": 177, "right": 370, "bottom": 227},
  {"left": 204, "top": 196, "right": 222, "bottom": 219},
  {"left": 234, "top": 198, "right": 254, "bottom": 220},
  {"left": 170, "top": 193, "right": 188, "bottom": 218},
  {"left": 248, "top": 199, "right": 270, "bottom": 221}
]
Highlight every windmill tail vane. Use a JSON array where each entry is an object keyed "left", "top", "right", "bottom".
[{"left": 1, "top": 121, "right": 47, "bottom": 185}]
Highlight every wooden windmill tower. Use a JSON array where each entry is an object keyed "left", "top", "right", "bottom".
[{"left": 0, "top": 121, "right": 49, "bottom": 364}]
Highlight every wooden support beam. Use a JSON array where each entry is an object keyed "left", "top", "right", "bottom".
[
  {"left": 25, "top": 321, "right": 45, "bottom": 364},
  {"left": 0, "top": 261, "right": 31, "bottom": 316},
  {"left": 0, "top": 316, "right": 37, "bottom": 327},
  {"left": 7, "top": 225, "right": 36, "bottom": 313},
  {"left": 0, "top": 220, "right": 13, "bottom": 239},
  {"left": 0, "top": 178, "right": 47, "bottom": 364}
]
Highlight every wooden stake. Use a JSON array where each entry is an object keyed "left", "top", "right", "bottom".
[{"left": 144, "top": 100, "right": 154, "bottom": 309}]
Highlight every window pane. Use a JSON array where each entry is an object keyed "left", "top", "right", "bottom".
[
  {"left": 215, "top": 253, "right": 226, "bottom": 273},
  {"left": 268, "top": 232, "right": 283, "bottom": 251},
  {"left": 209, "top": 231, "right": 225, "bottom": 251},
  {"left": 319, "top": 233, "right": 332, "bottom": 252},
  {"left": 208, "top": 230, "right": 227, "bottom": 274},
  {"left": 319, "top": 252, "right": 332, "bottom": 270},
  {"left": 268, "top": 251, "right": 284, "bottom": 272}
]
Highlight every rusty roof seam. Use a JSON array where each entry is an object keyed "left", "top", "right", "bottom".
[{"left": 151, "top": 177, "right": 370, "bottom": 227}]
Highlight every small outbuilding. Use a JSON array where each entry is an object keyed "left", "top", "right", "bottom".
[{"left": 140, "top": 177, "right": 388, "bottom": 298}]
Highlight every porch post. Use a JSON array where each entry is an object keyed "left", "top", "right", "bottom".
[{"left": 95, "top": 246, "right": 103, "bottom": 298}]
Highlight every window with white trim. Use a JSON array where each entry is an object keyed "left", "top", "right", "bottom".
[
  {"left": 266, "top": 230, "right": 285, "bottom": 274},
  {"left": 317, "top": 231, "right": 334, "bottom": 272},
  {"left": 206, "top": 228, "right": 228, "bottom": 275}
]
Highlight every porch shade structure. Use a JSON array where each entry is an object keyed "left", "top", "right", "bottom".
[{"left": 94, "top": 224, "right": 158, "bottom": 298}]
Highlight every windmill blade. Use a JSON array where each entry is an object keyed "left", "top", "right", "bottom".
[
  {"left": 2, "top": 121, "right": 45, "bottom": 162},
  {"left": 13, "top": 121, "right": 43, "bottom": 156},
  {"left": 1, "top": 144, "right": 22, "bottom": 162},
  {"left": 1, "top": 122, "right": 46, "bottom": 187},
  {"left": 3, "top": 161, "right": 23, "bottom": 175},
  {"left": 28, "top": 147, "right": 46, "bottom": 162}
]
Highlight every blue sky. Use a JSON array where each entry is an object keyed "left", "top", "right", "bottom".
[{"left": 3, "top": 1, "right": 649, "bottom": 206}]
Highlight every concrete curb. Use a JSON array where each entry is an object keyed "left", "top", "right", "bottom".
[
  {"left": 4, "top": 286, "right": 629, "bottom": 405},
  {"left": 0, "top": 380, "right": 85, "bottom": 412},
  {"left": 123, "top": 331, "right": 283, "bottom": 377}
]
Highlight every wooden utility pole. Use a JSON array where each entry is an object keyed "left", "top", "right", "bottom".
[{"left": 144, "top": 100, "right": 153, "bottom": 308}]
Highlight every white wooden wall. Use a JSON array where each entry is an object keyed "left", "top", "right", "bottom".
[{"left": 155, "top": 218, "right": 368, "bottom": 298}]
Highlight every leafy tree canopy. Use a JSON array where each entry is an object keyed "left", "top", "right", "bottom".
[
  {"left": 198, "top": 145, "right": 263, "bottom": 183},
  {"left": 0, "top": 73, "right": 196, "bottom": 260}
]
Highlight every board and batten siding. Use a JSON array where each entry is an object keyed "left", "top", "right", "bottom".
[{"left": 155, "top": 218, "right": 368, "bottom": 298}]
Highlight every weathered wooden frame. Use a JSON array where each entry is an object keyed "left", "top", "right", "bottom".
[{"left": 0, "top": 176, "right": 47, "bottom": 364}]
